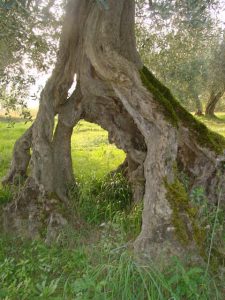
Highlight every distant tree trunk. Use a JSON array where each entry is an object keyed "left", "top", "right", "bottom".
[
  {"left": 205, "top": 90, "right": 224, "bottom": 117},
  {"left": 2, "top": 0, "right": 225, "bottom": 260},
  {"left": 194, "top": 95, "right": 203, "bottom": 116},
  {"left": 188, "top": 87, "right": 203, "bottom": 116}
]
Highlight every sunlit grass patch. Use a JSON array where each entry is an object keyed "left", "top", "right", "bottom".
[
  {"left": 0, "top": 120, "right": 125, "bottom": 183},
  {"left": 72, "top": 121, "right": 125, "bottom": 179},
  {"left": 197, "top": 113, "right": 225, "bottom": 137}
]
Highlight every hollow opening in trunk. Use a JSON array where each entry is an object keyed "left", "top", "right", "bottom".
[
  {"left": 72, "top": 120, "right": 126, "bottom": 180},
  {"left": 69, "top": 120, "right": 137, "bottom": 226}
]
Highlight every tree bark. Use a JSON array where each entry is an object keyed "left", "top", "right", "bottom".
[
  {"left": 188, "top": 87, "right": 203, "bottom": 116},
  {"left": 2, "top": 0, "right": 225, "bottom": 259},
  {"left": 194, "top": 95, "right": 203, "bottom": 116},
  {"left": 205, "top": 90, "right": 224, "bottom": 117}
]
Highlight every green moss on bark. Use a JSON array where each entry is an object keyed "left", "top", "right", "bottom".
[
  {"left": 140, "top": 66, "right": 225, "bottom": 154},
  {"left": 164, "top": 178, "right": 206, "bottom": 256},
  {"left": 164, "top": 177, "right": 225, "bottom": 268}
]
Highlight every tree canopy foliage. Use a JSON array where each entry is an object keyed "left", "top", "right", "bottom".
[{"left": 0, "top": 0, "right": 62, "bottom": 116}]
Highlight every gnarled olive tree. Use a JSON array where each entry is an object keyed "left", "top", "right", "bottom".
[{"left": 2, "top": 0, "right": 225, "bottom": 258}]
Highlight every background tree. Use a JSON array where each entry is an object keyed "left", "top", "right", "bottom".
[
  {"left": 136, "top": 0, "right": 224, "bottom": 115},
  {"left": 0, "top": 0, "right": 62, "bottom": 117},
  {"left": 205, "top": 37, "right": 225, "bottom": 116}
]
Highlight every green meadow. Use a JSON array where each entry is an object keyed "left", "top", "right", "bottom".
[{"left": 0, "top": 119, "right": 125, "bottom": 180}]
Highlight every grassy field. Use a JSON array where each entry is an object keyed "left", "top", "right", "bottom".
[
  {"left": 198, "top": 113, "right": 225, "bottom": 136},
  {"left": 0, "top": 119, "right": 125, "bottom": 180},
  {"left": 0, "top": 114, "right": 225, "bottom": 299}
]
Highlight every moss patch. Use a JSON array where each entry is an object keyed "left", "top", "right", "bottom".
[
  {"left": 140, "top": 66, "right": 225, "bottom": 154},
  {"left": 164, "top": 178, "right": 206, "bottom": 256}
]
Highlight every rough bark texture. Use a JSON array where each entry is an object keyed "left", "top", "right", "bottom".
[
  {"left": 1, "top": 0, "right": 225, "bottom": 259},
  {"left": 205, "top": 90, "right": 224, "bottom": 117}
]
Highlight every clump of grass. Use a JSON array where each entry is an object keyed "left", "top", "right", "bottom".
[
  {"left": 190, "top": 186, "right": 225, "bottom": 271},
  {"left": 0, "top": 186, "right": 13, "bottom": 206},
  {"left": 70, "top": 173, "right": 133, "bottom": 225}
]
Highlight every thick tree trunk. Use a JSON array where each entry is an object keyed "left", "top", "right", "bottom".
[
  {"left": 205, "top": 90, "right": 224, "bottom": 117},
  {"left": 2, "top": 0, "right": 225, "bottom": 260}
]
